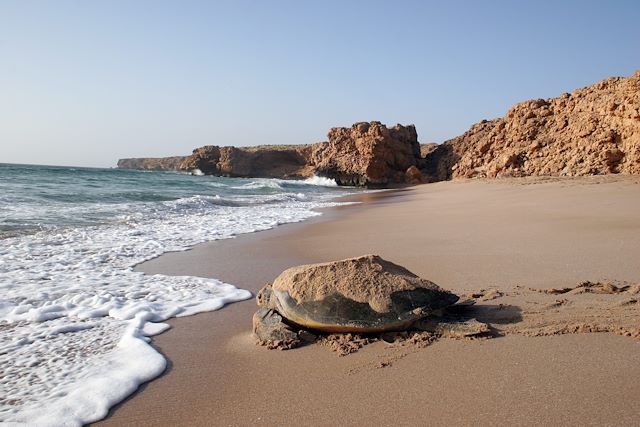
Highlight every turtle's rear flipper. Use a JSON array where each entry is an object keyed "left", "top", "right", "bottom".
[
  {"left": 414, "top": 316, "right": 491, "bottom": 339},
  {"left": 252, "top": 308, "right": 301, "bottom": 350}
]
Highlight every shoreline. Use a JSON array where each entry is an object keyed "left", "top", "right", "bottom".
[
  {"left": 131, "top": 187, "right": 402, "bottom": 276},
  {"left": 98, "top": 176, "right": 640, "bottom": 426}
]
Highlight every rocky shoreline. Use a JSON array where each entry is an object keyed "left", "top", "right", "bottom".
[
  {"left": 118, "top": 70, "right": 640, "bottom": 186},
  {"left": 118, "top": 122, "right": 424, "bottom": 187}
]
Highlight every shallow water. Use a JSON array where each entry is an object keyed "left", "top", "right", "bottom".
[{"left": 0, "top": 163, "right": 354, "bottom": 425}]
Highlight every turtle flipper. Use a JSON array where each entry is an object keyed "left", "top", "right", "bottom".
[
  {"left": 252, "top": 308, "right": 301, "bottom": 350},
  {"left": 256, "top": 283, "right": 273, "bottom": 307},
  {"left": 413, "top": 316, "right": 491, "bottom": 338}
]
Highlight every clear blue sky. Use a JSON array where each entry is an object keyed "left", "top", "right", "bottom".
[{"left": 1, "top": 1, "right": 638, "bottom": 167}]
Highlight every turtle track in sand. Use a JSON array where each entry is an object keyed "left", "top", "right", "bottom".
[{"left": 311, "top": 280, "right": 639, "bottom": 361}]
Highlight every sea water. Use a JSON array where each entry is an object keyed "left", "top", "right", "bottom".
[{"left": 0, "top": 163, "right": 354, "bottom": 425}]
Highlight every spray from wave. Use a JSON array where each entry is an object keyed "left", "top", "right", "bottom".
[{"left": 302, "top": 175, "right": 338, "bottom": 187}]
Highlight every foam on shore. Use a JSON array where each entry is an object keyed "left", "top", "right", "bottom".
[{"left": 0, "top": 181, "right": 351, "bottom": 425}]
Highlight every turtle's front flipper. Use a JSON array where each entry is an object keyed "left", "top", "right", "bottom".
[
  {"left": 256, "top": 283, "right": 273, "bottom": 307},
  {"left": 414, "top": 316, "right": 491, "bottom": 339},
  {"left": 252, "top": 308, "right": 302, "bottom": 350}
]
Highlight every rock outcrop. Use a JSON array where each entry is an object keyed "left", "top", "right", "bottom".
[
  {"left": 118, "top": 122, "right": 422, "bottom": 186},
  {"left": 178, "top": 145, "right": 315, "bottom": 179},
  {"left": 424, "top": 70, "right": 640, "bottom": 180},
  {"left": 116, "top": 156, "right": 187, "bottom": 171},
  {"left": 312, "top": 122, "right": 422, "bottom": 186}
]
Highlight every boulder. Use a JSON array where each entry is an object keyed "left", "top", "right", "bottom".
[{"left": 405, "top": 165, "right": 425, "bottom": 184}]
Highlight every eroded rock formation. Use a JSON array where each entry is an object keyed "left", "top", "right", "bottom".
[
  {"left": 424, "top": 70, "right": 640, "bottom": 180},
  {"left": 312, "top": 122, "right": 422, "bottom": 186},
  {"left": 178, "top": 145, "right": 315, "bottom": 179},
  {"left": 118, "top": 122, "right": 422, "bottom": 186}
]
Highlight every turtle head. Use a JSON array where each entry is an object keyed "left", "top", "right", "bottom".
[{"left": 256, "top": 283, "right": 274, "bottom": 308}]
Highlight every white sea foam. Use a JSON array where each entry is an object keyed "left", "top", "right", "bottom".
[
  {"left": 228, "top": 175, "right": 338, "bottom": 190},
  {"left": 0, "top": 188, "right": 350, "bottom": 425},
  {"left": 302, "top": 175, "right": 339, "bottom": 187},
  {"left": 230, "top": 179, "right": 284, "bottom": 190}
]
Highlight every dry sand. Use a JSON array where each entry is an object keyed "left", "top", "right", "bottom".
[{"left": 97, "top": 176, "right": 640, "bottom": 426}]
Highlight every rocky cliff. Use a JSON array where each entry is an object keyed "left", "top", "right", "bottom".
[
  {"left": 424, "top": 70, "right": 640, "bottom": 180},
  {"left": 118, "top": 71, "right": 640, "bottom": 186},
  {"left": 178, "top": 145, "right": 315, "bottom": 179},
  {"left": 118, "top": 122, "right": 422, "bottom": 186},
  {"left": 116, "top": 156, "right": 187, "bottom": 171}
]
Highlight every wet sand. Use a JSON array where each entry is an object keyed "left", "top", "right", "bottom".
[{"left": 98, "top": 176, "right": 640, "bottom": 426}]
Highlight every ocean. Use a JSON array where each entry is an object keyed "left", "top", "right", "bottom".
[{"left": 0, "top": 163, "right": 355, "bottom": 425}]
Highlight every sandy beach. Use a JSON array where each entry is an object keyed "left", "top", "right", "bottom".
[{"left": 98, "top": 176, "right": 640, "bottom": 426}]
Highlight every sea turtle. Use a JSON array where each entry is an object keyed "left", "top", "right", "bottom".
[{"left": 252, "top": 255, "right": 490, "bottom": 349}]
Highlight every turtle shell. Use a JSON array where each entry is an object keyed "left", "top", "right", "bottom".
[{"left": 263, "top": 255, "right": 459, "bottom": 333}]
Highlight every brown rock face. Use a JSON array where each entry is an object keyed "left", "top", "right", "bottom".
[
  {"left": 425, "top": 70, "right": 640, "bottom": 180},
  {"left": 178, "top": 145, "right": 316, "bottom": 179},
  {"left": 420, "top": 143, "right": 439, "bottom": 158},
  {"left": 312, "top": 122, "right": 421, "bottom": 186},
  {"left": 178, "top": 145, "right": 220, "bottom": 174}
]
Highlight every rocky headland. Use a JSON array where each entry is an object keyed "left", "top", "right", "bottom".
[
  {"left": 118, "top": 70, "right": 640, "bottom": 186},
  {"left": 117, "top": 156, "right": 187, "bottom": 171}
]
